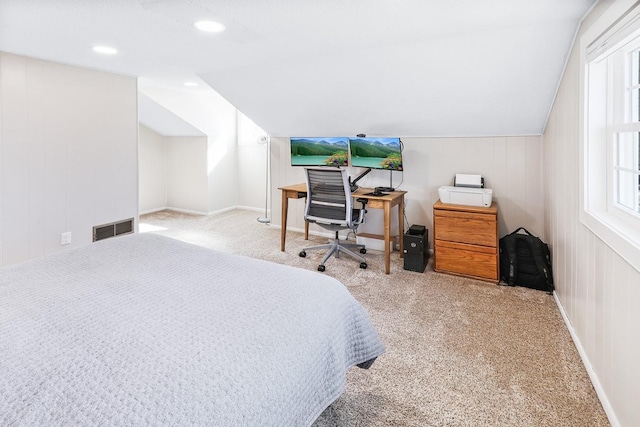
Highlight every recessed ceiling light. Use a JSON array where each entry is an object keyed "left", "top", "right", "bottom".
[
  {"left": 193, "top": 20, "right": 226, "bottom": 33},
  {"left": 184, "top": 82, "right": 198, "bottom": 87},
  {"left": 92, "top": 45, "right": 118, "bottom": 55}
]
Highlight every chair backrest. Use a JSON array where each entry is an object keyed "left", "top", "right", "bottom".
[{"left": 304, "top": 168, "right": 354, "bottom": 228}]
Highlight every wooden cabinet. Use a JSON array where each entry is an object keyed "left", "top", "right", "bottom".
[{"left": 433, "top": 200, "right": 499, "bottom": 283}]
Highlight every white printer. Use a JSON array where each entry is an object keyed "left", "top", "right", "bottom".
[{"left": 438, "top": 174, "right": 493, "bottom": 207}]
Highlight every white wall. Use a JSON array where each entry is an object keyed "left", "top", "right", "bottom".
[
  {"left": 543, "top": 1, "right": 640, "bottom": 425},
  {"left": 270, "top": 135, "right": 544, "bottom": 247},
  {"left": 237, "top": 143, "right": 269, "bottom": 212},
  {"left": 237, "top": 112, "right": 269, "bottom": 212},
  {"left": 138, "top": 123, "right": 210, "bottom": 215},
  {"left": 0, "top": 52, "right": 138, "bottom": 267},
  {"left": 139, "top": 125, "right": 167, "bottom": 213},
  {"left": 166, "top": 135, "right": 209, "bottom": 214},
  {"left": 139, "top": 84, "right": 238, "bottom": 214},
  {"left": 138, "top": 112, "right": 267, "bottom": 216}
]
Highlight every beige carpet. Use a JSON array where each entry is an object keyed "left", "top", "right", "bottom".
[{"left": 140, "top": 209, "right": 609, "bottom": 427}]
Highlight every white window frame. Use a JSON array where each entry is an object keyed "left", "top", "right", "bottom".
[{"left": 581, "top": 0, "right": 640, "bottom": 272}]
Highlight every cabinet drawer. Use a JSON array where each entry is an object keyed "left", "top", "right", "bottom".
[
  {"left": 434, "top": 240, "right": 498, "bottom": 281},
  {"left": 434, "top": 211, "right": 496, "bottom": 247}
]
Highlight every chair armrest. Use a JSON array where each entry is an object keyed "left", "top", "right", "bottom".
[{"left": 354, "top": 198, "right": 368, "bottom": 225}]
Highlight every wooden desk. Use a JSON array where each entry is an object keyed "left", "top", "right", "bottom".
[
  {"left": 278, "top": 183, "right": 310, "bottom": 252},
  {"left": 278, "top": 183, "right": 407, "bottom": 274}
]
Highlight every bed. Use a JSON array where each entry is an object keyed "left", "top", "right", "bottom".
[{"left": 0, "top": 233, "right": 384, "bottom": 426}]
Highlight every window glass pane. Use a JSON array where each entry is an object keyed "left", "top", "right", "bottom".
[
  {"left": 615, "top": 132, "right": 638, "bottom": 169},
  {"left": 631, "top": 88, "right": 640, "bottom": 121},
  {"left": 635, "top": 51, "right": 640, "bottom": 85},
  {"left": 616, "top": 170, "right": 638, "bottom": 210},
  {"left": 629, "top": 51, "right": 640, "bottom": 121},
  {"left": 614, "top": 132, "right": 640, "bottom": 214}
]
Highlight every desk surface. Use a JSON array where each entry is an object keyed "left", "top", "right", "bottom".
[{"left": 279, "top": 183, "right": 407, "bottom": 200}]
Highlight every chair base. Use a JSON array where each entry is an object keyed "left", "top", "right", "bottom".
[{"left": 299, "top": 233, "right": 367, "bottom": 271}]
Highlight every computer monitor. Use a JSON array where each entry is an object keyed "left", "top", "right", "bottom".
[
  {"left": 348, "top": 137, "right": 403, "bottom": 170},
  {"left": 290, "top": 137, "right": 349, "bottom": 167}
]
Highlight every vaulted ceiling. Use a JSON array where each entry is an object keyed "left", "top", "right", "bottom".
[{"left": 0, "top": 0, "right": 596, "bottom": 137}]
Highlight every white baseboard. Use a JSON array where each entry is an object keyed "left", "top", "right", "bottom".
[
  {"left": 553, "top": 292, "right": 619, "bottom": 427},
  {"left": 206, "top": 206, "right": 237, "bottom": 216},
  {"left": 142, "top": 205, "right": 266, "bottom": 217},
  {"left": 236, "top": 205, "right": 268, "bottom": 214},
  {"left": 164, "top": 206, "right": 209, "bottom": 215},
  {"left": 139, "top": 207, "right": 168, "bottom": 215}
]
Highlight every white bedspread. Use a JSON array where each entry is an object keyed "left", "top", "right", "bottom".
[{"left": 0, "top": 233, "right": 384, "bottom": 426}]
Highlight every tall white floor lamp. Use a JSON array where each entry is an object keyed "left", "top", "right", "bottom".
[{"left": 257, "top": 135, "right": 270, "bottom": 224}]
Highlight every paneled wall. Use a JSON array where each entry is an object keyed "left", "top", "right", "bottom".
[
  {"left": 0, "top": 52, "right": 138, "bottom": 267},
  {"left": 270, "top": 135, "right": 544, "bottom": 248},
  {"left": 543, "top": 1, "right": 640, "bottom": 426}
]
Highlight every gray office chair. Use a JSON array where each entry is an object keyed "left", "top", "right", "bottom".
[{"left": 298, "top": 168, "right": 368, "bottom": 272}]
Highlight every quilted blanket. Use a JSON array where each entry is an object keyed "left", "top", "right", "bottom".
[{"left": 0, "top": 233, "right": 384, "bottom": 426}]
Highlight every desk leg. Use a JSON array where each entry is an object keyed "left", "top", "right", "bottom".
[
  {"left": 305, "top": 220, "right": 309, "bottom": 240},
  {"left": 280, "top": 191, "right": 288, "bottom": 252},
  {"left": 384, "top": 201, "right": 391, "bottom": 274},
  {"left": 398, "top": 196, "right": 404, "bottom": 259}
]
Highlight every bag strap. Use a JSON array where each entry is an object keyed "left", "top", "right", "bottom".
[
  {"left": 511, "top": 227, "right": 534, "bottom": 237},
  {"left": 504, "top": 236, "right": 518, "bottom": 286}
]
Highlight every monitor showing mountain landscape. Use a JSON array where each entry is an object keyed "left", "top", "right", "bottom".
[
  {"left": 290, "top": 137, "right": 349, "bottom": 167},
  {"left": 348, "top": 137, "right": 403, "bottom": 170}
]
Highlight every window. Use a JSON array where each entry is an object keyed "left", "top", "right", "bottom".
[
  {"left": 581, "top": 0, "right": 640, "bottom": 271},
  {"left": 610, "top": 43, "right": 640, "bottom": 218}
]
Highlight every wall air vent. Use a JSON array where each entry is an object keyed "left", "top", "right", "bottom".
[{"left": 93, "top": 218, "right": 134, "bottom": 242}]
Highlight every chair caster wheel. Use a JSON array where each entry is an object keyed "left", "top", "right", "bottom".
[
  {"left": 360, "top": 248, "right": 367, "bottom": 254},
  {"left": 360, "top": 262, "right": 367, "bottom": 269},
  {"left": 299, "top": 251, "right": 306, "bottom": 258},
  {"left": 318, "top": 265, "right": 326, "bottom": 272}
]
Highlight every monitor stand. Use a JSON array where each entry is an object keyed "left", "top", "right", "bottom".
[
  {"left": 349, "top": 168, "right": 372, "bottom": 192},
  {"left": 375, "top": 170, "right": 395, "bottom": 192}
]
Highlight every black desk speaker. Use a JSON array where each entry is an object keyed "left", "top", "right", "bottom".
[{"left": 403, "top": 226, "right": 428, "bottom": 273}]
